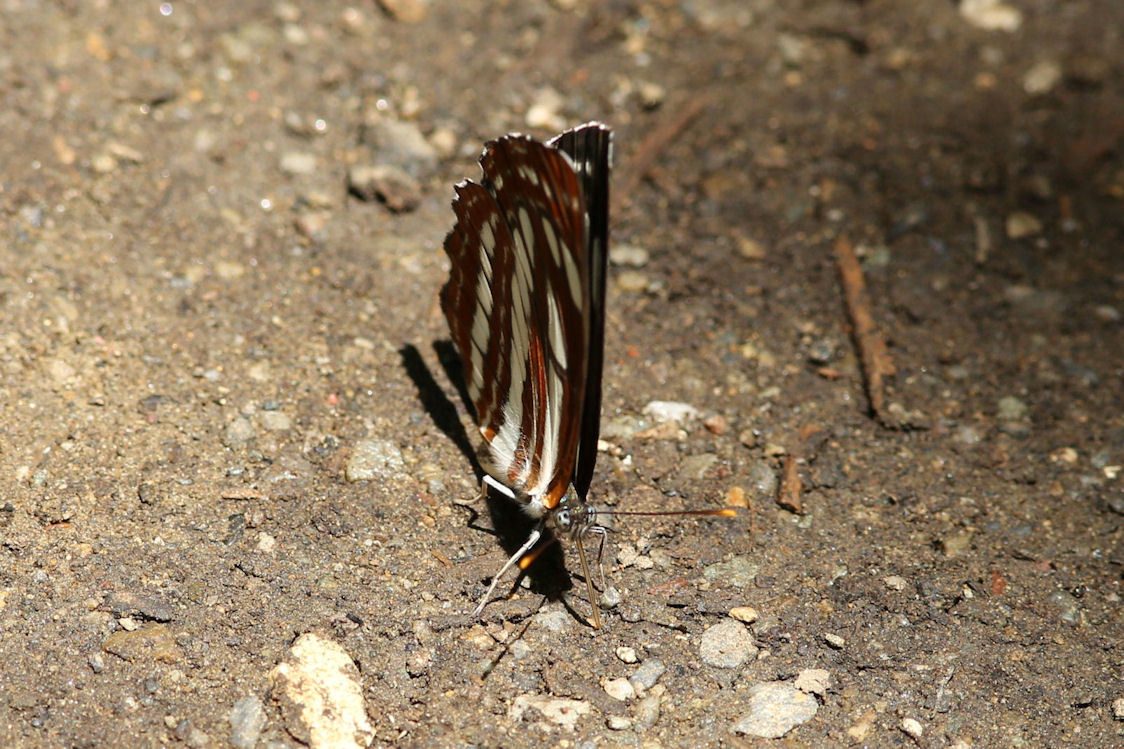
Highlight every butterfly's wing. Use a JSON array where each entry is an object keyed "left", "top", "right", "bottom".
[
  {"left": 442, "top": 128, "right": 602, "bottom": 512},
  {"left": 548, "top": 123, "right": 612, "bottom": 500}
]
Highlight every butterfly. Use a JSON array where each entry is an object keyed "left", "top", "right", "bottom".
[{"left": 441, "top": 122, "right": 732, "bottom": 627}]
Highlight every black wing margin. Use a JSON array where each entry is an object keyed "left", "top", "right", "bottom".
[{"left": 549, "top": 122, "right": 612, "bottom": 500}]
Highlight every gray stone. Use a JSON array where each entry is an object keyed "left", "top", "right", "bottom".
[
  {"left": 228, "top": 695, "right": 267, "bottom": 749},
  {"left": 224, "top": 417, "right": 255, "bottom": 448},
  {"left": 699, "top": 620, "right": 756, "bottom": 668},
  {"left": 629, "top": 658, "right": 666, "bottom": 692},
  {"left": 703, "top": 556, "right": 760, "bottom": 587},
  {"left": 345, "top": 439, "right": 405, "bottom": 482}
]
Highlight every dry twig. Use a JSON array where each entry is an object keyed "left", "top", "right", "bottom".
[
  {"left": 833, "top": 236, "right": 898, "bottom": 427},
  {"left": 777, "top": 455, "right": 804, "bottom": 515}
]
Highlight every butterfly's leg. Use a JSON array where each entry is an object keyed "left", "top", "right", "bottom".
[
  {"left": 473, "top": 527, "right": 542, "bottom": 617},
  {"left": 574, "top": 535, "right": 602, "bottom": 629},
  {"left": 590, "top": 526, "right": 608, "bottom": 592},
  {"left": 482, "top": 474, "right": 517, "bottom": 500}
]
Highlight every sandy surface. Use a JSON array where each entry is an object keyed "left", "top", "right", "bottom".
[{"left": 0, "top": 1, "right": 1121, "bottom": 746}]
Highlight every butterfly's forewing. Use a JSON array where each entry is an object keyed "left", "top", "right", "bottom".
[
  {"left": 548, "top": 124, "right": 612, "bottom": 500},
  {"left": 442, "top": 126, "right": 604, "bottom": 510}
]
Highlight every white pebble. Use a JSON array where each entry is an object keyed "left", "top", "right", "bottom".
[
  {"left": 610, "top": 244, "right": 650, "bottom": 268},
  {"left": 602, "top": 677, "right": 636, "bottom": 702},
  {"left": 823, "top": 632, "right": 846, "bottom": 649},
  {"left": 642, "top": 400, "right": 700, "bottom": 424},
  {"left": 901, "top": 717, "right": 924, "bottom": 739}
]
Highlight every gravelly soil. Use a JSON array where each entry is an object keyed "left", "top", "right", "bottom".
[{"left": 1, "top": 1, "right": 1121, "bottom": 746}]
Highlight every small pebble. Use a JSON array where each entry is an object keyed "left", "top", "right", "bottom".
[
  {"left": 615, "top": 270, "right": 649, "bottom": 293},
  {"left": 1045, "top": 589, "right": 1080, "bottom": 624},
  {"left": 959, "top": 0, "right": 1022, "bottom": 32},
  {"left": 953, "top": 425, "right": 982, "bottom": 445},
  {"left": 941, "top": 531, "right": 974, "bottom": 557},
  {"left": 223, "top": 418, "right": 256, "bottom": 448},
  {"left": 345, "top": 439, "right": 406, "bottom": 482},
  {"left": 729, "top": 606, "right": 759, "bottom": 623},
  {"left": 91, "top": 152, "right": 118, "bottom": 173},
  {"left": 679, "top": 453, "right": 718, "bottom": 480},
  {"left": 997, "top": 396, "right": 1028, "bottom": 420},
  {"left": 699, "top": 620, "right": 757, "bottom": 669},
  {"left": 738, "top": 429, "right": 759, "bottom": 448},
  {"left": 215, "top": 261, "right": 245, "bottom": 280},
  {"left": 280, "top": 151, "right": 317, "bottom": 175},
  {"left": 258, "top": 411, "right": 292, "bottom": 432},
  {"left": 615, "top": 646, "right": 638, "bottom": 664},
  {"left": 1094, "top": 305, "right": 1120, "bottom": 322},
  {"left": 429, "top": 127, "right": 457, "bottom": 158},
  {"left": 736, "top": 235, "right": 767, "bottom": 260},
  {"left": 104, "top": 620, "right": 183, "bottom": 661},
  {"left": 536, "top": 610, "right": 569, "bottom": 633},
  {"left": 610, "top": 244, "right": 650, "bottom": 267},
  {"left": 228, "top": 695, "right": 267, "bottom": 749},
  {"left": 603, "top": 677, "right": 636, "bottom": 702},
  {"left": 634, "top": 691, "right": 662, "bottom": 730},
  {"left": 524, "top": 88, "right": 565, "bottom": 131},
  {"left": 347, "top": 164, "right": 421, "bottom": 212},
  {"left": 747, "top": 460, "right": 778, "bottom": 497},
  {"left": 606, "top": 715, "right": 632, "bottom": 731},
  {"left": 883, "top": 575, "right": 907, "bottom": 591},
  {"left": 642, "top": 400, "right": 700, "bottom": 424},
  {"left": 726, "top": 486, "right": 749, "bottom": 509},
  {"left": 1112, "top": 697, "right": 1124, "bottom": 720},
  {"left": 794, "top": 668, "right": 832, "bottom": 696},
  {"left": 702, "top": 556, "right": 760, "bottom": 588},
  {"left": 378, "top": 0, "right": 428, "bottom": 23},
  {"left": 732, "top": 682, "right": 818, "bottom": 738},
  {"left": 599, "top": 585, "right": 622, "bottom": 609},
  {"left": 703, "top": 414, "right": 729, "bottom": 435},
  {"left": 294, "top": 211, "right": 329, "bottom": 240},
  {"left": 638, "top": 81, "right": 666, "bottom": 109},
  {"left": 763, "top": 443, "right": 787, "bottom": 457},
  {"left": 358, "top": 119, "right": 437, "bottom": 177},
  {"left": 629, "top": 658, "right": 666, "bottom": 692},
  {"left": 247, "top": 361, "right": 271, "bottom": 381},
  {"left": 1006, "top": 211, "right": 1043, "bottom": 239},
  {"left": 823, "top": 632, "right": 845, "bottom": 649},
  {"left": 1023, "top": 60, "right": 1062, "bottom": 95},
  {"left": 901, "top": 717, "right": 924, "bottom": 739}
]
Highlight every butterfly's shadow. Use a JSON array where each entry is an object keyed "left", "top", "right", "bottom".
[{"left": 398, "top": 343, "right": 573, "bottom": 605}]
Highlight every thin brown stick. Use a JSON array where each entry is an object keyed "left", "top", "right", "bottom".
[
  {"left": 617, "top": 97, "right": 708, "bottom": 205},
  {"left": 834, "top": 236, "right": 896, "bottom": 426},
  {"left": 777, "top": 455, "right": 804, "bottom": 515}
]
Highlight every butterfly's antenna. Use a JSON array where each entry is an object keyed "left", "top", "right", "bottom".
[
  {"left": 598, "top": 508, "right": 739, "bottom": 518},
  {"left": 473, "top": 527, "right": 542, "bottom": 617},
  {"left": 574, "top": 534, "right": 602, "bottom": 629}
]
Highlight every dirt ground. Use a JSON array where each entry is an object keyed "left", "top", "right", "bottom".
[{"left": 1, "top": 0, "right": 1121, "bottom": 746}]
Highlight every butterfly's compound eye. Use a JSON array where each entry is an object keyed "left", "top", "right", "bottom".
[{"left": 555, "top": 509, "right": 571, "bottom": 529}]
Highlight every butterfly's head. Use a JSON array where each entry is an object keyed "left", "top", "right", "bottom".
[{"left": 546, "top": 488, "right": 601, "bottom": 541}]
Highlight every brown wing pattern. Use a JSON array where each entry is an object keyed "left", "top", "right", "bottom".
[{"left": 441, "top": 129, "right": 595, "bottom": 510}]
